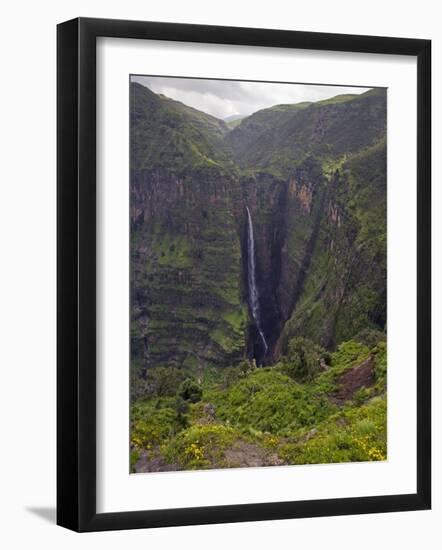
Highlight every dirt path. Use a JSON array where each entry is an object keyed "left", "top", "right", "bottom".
[{"left": 224, "top": 440, "right": 284, "bottom": 468}]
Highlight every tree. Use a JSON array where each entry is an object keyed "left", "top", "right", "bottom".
[
  {"left": 283, "top": 337, "right": 327, "bottom": 382},
  {"left": 147, "top": 367, "right": 185, "bottom": 397},
  {"left": 178, "top": 378, "right": 203, "bottom": 403}
]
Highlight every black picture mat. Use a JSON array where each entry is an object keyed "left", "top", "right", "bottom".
[{"left": 57, "top": 17, "right": 431, "bottom": 532}]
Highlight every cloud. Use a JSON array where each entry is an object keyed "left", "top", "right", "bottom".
[{"left": 131, "top": 75, "right": 372, "bottom": 120}]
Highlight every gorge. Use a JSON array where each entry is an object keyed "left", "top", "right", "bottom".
[
  {"left": 245, "top": 205, "right": 269, "bottom": 360},
  {"left": 130, "top": 81, "right": 387, "bottom": 389}
]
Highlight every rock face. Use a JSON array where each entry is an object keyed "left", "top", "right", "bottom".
[
  {"left": 130, "top": 83, "right": 247, "bottom": 381},
  {"left": 237, "top": 160, "right": 326, "bottom": 361},
  {"left": 277, "top": 139, "right": 387, "bottom": 352},
  {"left": 130, "top": 82, "right": 387, "bottom": 384}
]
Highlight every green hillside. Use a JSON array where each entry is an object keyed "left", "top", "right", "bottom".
[
  {"left": 131, "top": 82, "right": 234, "bottom": 175},
  {"left": 129, "top": 81, "right": 387, "bottom": 471},
  {"left": 226, "top": 88, "right": 386, "bottom": 177}
]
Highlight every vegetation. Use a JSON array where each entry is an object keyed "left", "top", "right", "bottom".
[
  {"left": 226, "top": 89, "right": 386, "bottom": 177},
  {"left": 131, "top": 334, "right": 387, "bottom": 471},
  {"left": 131, "top": 82, "right": 234, "bottom": 175},
  {"left": 280, "top": 336, "right": 330, "bottom": 382},
  {"left": 129, "top": 82, "right": 387, "bottom": 471},
  {"left": 179, "top": 378, "right": 203, "bottom": 403}
]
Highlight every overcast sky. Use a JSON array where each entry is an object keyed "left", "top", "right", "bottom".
[{"left": 131, "top": 75, "right": 372, "bottom": 120}]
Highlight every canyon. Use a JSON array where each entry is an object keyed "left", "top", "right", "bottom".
[{"left": 130, "top": 82, "right": 387, "bottom": 388}]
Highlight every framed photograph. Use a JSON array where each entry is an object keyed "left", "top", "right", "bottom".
[{"left": 57, "top": 17, "right": 431, "bottom": 532}]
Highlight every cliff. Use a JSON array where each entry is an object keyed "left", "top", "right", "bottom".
[
  {"left": 130, "top": 82, "right": 387, "bottom": 381},
  {"left": 130, "top": 83, "right": 247, "bottom": 386}
]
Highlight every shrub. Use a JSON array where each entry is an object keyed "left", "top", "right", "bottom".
[
  {"left": 372, "top": 341, "right": 387, "bottom": 388},
  {"left": 208, "top": 368, "right": 335, "bottom": 435},
  {"left": 354, "top": 328, "right": 386, "bottom": 349},
  {"left": 130, "top": 449, "right": 140, "bottom": 472},
  {"left": 131, "top": 405, "right": 179, "bottom": 448},
  {"left": 162, "top": 424, "right": 238, "bottom": 469},
  {"left": 179, "top": 378, "right": 203, "bottom": 403},
  {"left": 278, "top": 396, "right": 387, "bottom": 465},
  {"left": 331, "top": 340, "right": 370, "bottom": 371},
  {"left": 147, "top": 367, "right": 185, "bottom": 397},
  {"left": 220, "top": 359, "right": 256, "bottom": 389},
  {"left": 282, "top": 337, "right": 326, "bottom": 382}
]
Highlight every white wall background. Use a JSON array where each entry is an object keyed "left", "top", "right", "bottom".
[{"left": 0, "top": 0, "right": 439, "bottom": 548}]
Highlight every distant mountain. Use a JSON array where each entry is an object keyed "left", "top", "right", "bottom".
[
  {"left": 226, "top": 101, "right": 312, "bottom": 161},
  {"left": 130, "top": 82, "right": 386, "bottom": 380},
  {"left": 226, "top": 89, "right": 386, "bottom": 177},
  {"left": 131, "top": 82, "right": 232, "bottom": 175},
  {"left": 223, "top": 114, "right": 244, "bottom": 129}
]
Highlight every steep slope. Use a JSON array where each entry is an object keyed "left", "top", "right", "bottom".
[
  {"left": 226, "top": 89, "right": 386, "bottom": 177},
  {"left": 226, "top": 101, "right": 311, "bottom": 164},
  {"left": 278, "top": 138, "right": 387, "bottom": 349},
  {"left": 130, "top": 83, "right": 247, "bottom": 394},
  {"left": 130, "top": 83, "right": 387, "bottom": 471},
  {"left": 238, "top": 157, "right": 326, "bottom": 360},
  {"left": 131, "top": 82, "right": 233, "bottom": 174},
  {"left": 225, "top": 89, "right": 387, "bottom": 357},
  {"left": 130, "top": 82, "right": 387, "bottom": 388}
]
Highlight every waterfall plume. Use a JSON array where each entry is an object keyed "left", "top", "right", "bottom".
[{"left": 245, "top": 206, "right": 268, "bottom": 354}]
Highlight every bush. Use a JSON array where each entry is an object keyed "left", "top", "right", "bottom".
[
  {"left": 331, "top": 340, "right": 370, "bottom": 371},
  {"left": 130, "top": 449, "right": 140, "bottom": 472},
  {"left": 162, "top": 423, "right": 237, "bottom": 469},
  {"left": 131, "top": 405, "right": 179, "bottom": 448},
  {"left": 221, "top": 359, "right": 256, "bottom": 388},
  {"left": 354, "top": 328, "right": 386, "bottom": 349},
  {"left": 372, "top": 340, "right": 387, "bottom": 389},
  {"left": 279, "top": 396, "right": 387, "bottom": 465},
  {"left": 208, "top": 368, "right": 335, "bottom": 435},
  {"left": 147, "top": 367, "right": 186, "bottom": 397},
  {"left": 282, "top": 337, "right": 326, "bottom": 382},
  {"left": 179, "top": 378, "right": 203, "bottom": 403}
]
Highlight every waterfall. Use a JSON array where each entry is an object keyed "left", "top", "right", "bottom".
[{"left": 245, "top": 206, "right": 268, "bottom": 354}]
